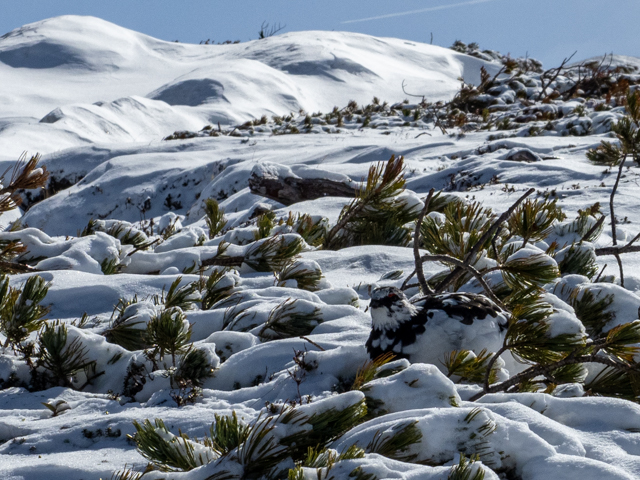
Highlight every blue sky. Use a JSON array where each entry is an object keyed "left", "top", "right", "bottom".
[{"left": 2, "top": 1, "right": 639, "bottom": 67}]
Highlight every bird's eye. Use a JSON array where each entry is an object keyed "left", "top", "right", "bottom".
[{"left": 387, "top": 293, "right": 396, "bottom": 298}]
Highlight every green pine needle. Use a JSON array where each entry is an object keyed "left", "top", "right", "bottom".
[
  {"left": 351, "top": 352, "right": 397, "bottom": 391},
  {"left": 556, "top": 243, "right": 599, "bottom": 278},
  {"left": 507, "top": 197, "right": 565, "bottom": 244},
  {"left": 244, "top": 235, "right": 306, "bottom": 272},
  {"left": 156, "top": 276, "right": 199, "bottom": 311},
  {"left": 37, "top": 322, "right": 96, "bottom": 388},
  {"left": 254, "top": 211, "right": 276, "bottom": 240},
  {"left": 501, "top": 253, "right": 559, "bottom": 290},
  {"left": 0, "top": 274, "right": 50, "bottom": 348},
  {"left": 258, "top": 298, "right": 322, "bottom": 340},
  {"left": 276, "top": 260, "right": 323, "bottom": 291},
  {"left": 448, "top": 453, "right": 486, "bottom": 480},
  {"left": 366, "top": 420, "right": 422, "bottom": 462},
  {"left": 325, "top": 155, "right": 418, "bottom": 250},
  {"left": 603, "top": 321, "right": 640, "bottom": 362},
  {"left": 444, "top": 349, "right": 497, "bottom": 384},
  {"left": 568, "top": 287, "right": 614, "bottom": 337},
  {"left": 200, "top": 269, "right": 235, "bottom": 310},
  {"left": 204, "top": 198, "right": 228, "bottom": 239},
  {"left": 131, "top": 418, "right": 215, "bottom": 472},
  {"left": 105, "top": 222, "right": 149, "bottom": 248},
  {"left": 103, "top": 301, "right": 148, "bottom": 352},
  {"left": 585, "top": 367, "right": 640, "bottom": 401},
  {"left": 146, "top": 307, "right": 192, "bottom": 365},
  {"left": 420, "top": 200, "right": 495, "bottom": 261},
  {"left": 176, "top": 347, "right": 215, "bottom": 387}
]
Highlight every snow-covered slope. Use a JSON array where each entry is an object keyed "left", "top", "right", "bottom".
[
  {"left": 3, "top": 14, "right": 640, "bottom": 480},
  {"left": 0, "top": 15, "right": 494, "bottom": 158}
]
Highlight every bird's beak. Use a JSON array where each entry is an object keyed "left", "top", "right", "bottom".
[{"left": 370, "top": 298, "right": 382, "bottom": 308}]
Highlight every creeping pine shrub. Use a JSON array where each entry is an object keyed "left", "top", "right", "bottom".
[
  {"left": 199, "top": 269, "right": 236, "bottom": 310},
  {"left": 324, "top": 155, "right": 420, "bottom": 250},
  {"left": 33, "top": 322, "right": 98, "bottom": 390},
  {"left": 104, "top": 278, "right": 199, "bottom": 352},
  {"left": 0, "top": 274, "right": 50, "bottom": 350},
  {"left": 175, "top": 347, "right": 215, "bottom": 387},
  {"left": 0, "top": 275, "right": 106, "bottom": 392},
  {"left": 122, "top": 393, "right": 371, "bottom": 479},
  {"left": 412, "top": 188, "right": 640, "bottom": 400},
  {"left": 254, "top": 211, "right": 276, "bottom": 240},
  {"left": 243, "top": 234, "right": 306, "bottom": 272},
  {"left": 275, "top": 260, "right": 323, "bottom": 291},
  {"left": 145, "top": 307, "right": 192, "bottom": 367},
  {"left": 258, "top": 298, "right": 323, "bottom": 340},
  {"left": 281, "top": 212, "right": 328, "bottom": 247},
  {"left": 153, "top": 276, "right": 200, "bottom": 311},
  {"left": 103, "top": 297, "right": 150, "bottom": 351}
]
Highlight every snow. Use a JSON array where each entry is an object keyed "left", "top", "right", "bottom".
[{"left": 2, "top": 13, "right": 640, "bottom": 480}]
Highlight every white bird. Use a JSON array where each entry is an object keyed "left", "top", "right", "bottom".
[{"left": 366, "top": 286, "right": 508, "bottom": 369}]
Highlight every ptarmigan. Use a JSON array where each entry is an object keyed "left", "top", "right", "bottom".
[{"left": 366, "top": 286, "right": 508, "bottom": 368}]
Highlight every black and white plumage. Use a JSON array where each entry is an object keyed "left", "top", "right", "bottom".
[{"left": 366, "top": 286, "right": 508, "bottom": 367}]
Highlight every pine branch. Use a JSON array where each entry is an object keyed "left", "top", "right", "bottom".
[
  {"left": 435, "top": 188, "right": 535, "bottom": 293},
  {"left": 472, "top": 321, "right": 640, "bottom": 401},
  {"left": 0, "top": 260, "right": 38, "bottom": 274},
  {"left": 324, "top": 155, "right": 405, "bottom": 249},
  {"left": 0, "top": 153, "right": 49, "bottom": 213},
  {"left": 482, "top": 345, "right": 510, "bottom": 393},
  {"left": 470, "top": 350, "right": 636, "bottom": 401}
]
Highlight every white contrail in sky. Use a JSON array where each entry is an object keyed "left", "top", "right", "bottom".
[{"left": 342, "top": 0, "right": 498, "bottom": 24}]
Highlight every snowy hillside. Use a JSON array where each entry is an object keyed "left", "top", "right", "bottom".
[
  {"left": 2, "top": 14, "right": 640, "bottom": 480},
  {"left": 0, "top": 15, "right": 492, "bottom": 159}
]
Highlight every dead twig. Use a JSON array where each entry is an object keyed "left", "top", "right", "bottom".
[
  {"left": 300, "top": 336, "right": 325, "bottom": 351},
  {"left": 536, "top": 51, "right": 576, "bottom": 102}
]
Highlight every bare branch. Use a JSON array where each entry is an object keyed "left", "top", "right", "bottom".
[
  {"left": 595, "top": 237, "right": 640, "bottom": 256},
  {"left": 413, "top": 189, "right": 435, "bottom": 295},
  {"left": 420, "top": 253, "right": 505, "bottom": 309},
  {"left": 594, "top": 264, "right": 608, "bottom": 282},
  {"left": 609, "top": 153, "right": 628, "bottom": 286},
  {"left": 535, "top": 51, "right": 576, "bottom": 102},
  {"left": 400, "top": 269, "right": 416, "bottom": 291},
  {"left": 401, "top": 80, "right": 427, "bottom": 101}
]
